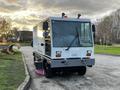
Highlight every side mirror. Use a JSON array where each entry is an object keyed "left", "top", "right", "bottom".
[
  {"left": 43, "top": 21, "right": 48, "bottom": 30},
  {"left": 92, "top": 24, "right": 96, "bottom": 42},
  {"left": 92, "top": 24, "right": 96, "bottom": 32}
]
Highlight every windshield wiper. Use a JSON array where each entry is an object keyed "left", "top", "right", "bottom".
[{"left": 65, "top": 27, "right": 80, "bottom": 51}]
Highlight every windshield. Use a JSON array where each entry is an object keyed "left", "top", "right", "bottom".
[{"left": 52, "top": 20, "right": 93, "bottom": 47}]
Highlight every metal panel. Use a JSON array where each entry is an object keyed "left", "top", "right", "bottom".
[{"left": 51, "top": 59, "right": 95, "bottom": 68}]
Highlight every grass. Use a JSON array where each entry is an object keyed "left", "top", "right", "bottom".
[
  {"left": 95, "top": 45, "right": 120, "bottom": 55},
  {"left": 0, "top": 51, "right": 25, "bottom": 90},
  {"left": 19, "top": 42, "right": 31, "bottom": 46},
  {"left": 0, "top": 42, "right": 31, "bottom": 47}
]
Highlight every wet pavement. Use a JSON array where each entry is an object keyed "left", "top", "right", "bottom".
[{"left": 20, "top": 46, "right": 120, "bottom": 90}]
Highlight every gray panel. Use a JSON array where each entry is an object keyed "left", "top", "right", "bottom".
[{"left": 51, "top": 59, "right": 95, "bottom": 68}]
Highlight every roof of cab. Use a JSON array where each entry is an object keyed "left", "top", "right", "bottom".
[{"left": 48, "top": 17, "right": 91, "bottom": 22}]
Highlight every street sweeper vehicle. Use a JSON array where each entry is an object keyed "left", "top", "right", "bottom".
[{"left": 32, "top": 13, "right": 95, "bottom": 78}]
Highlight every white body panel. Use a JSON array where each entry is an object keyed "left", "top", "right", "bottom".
[
  {"left": 51, "top": 47, "right": 94, "bottom": 59},
  {"left": 33, "top": 26, "right": 45, "bottom": 55}
]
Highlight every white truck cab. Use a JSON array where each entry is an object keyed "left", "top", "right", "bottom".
[{"left": 33, "top": 14, "right": 95, "bottom": 78}]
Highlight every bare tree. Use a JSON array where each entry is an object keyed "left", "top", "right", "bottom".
[
  {"left": 96, "top": 9, "right": 120, "bottom": 44},
  {"left": 112, "top": 10, "right": 120, "bottom": 43},
  {"left": 96, "top": 16, "right": 113, "bottom": 45},
  {"left": 0, "top": 17, "right": 12, "bottom": 39}
]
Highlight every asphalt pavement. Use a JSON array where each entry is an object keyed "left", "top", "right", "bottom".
[{"left": 20, "top": 46, "right": 120, "bottom": 90}]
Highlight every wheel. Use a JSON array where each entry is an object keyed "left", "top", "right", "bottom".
[
  {"left": 33, "top": 56, "right": 36, "bottom": 65},
  {"left": 44, "top": 63, "right": 53, "bottom": 78},
  {"left": 78, "top": 66, "right": 86, "bottom": 76}
]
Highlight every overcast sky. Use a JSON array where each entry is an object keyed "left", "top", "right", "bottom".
[{"left": 0, "top": 0, "right": 120, "bottom": 29}]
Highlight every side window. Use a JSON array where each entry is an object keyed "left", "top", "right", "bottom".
[
  {"left": 80, "top": 23, "right": 92, "bottom": 46},
  {"left": 84, "top": 23, "right": 90, "bottom": 40},
  {"left": 43, "top": 21, "right": 50, "bottom": 38},
  {"left": 43, "top": 21, "right": 51, "bottom": 56},
  {"left": 80, "top": 23, "right": 85, "bottom": 40}
]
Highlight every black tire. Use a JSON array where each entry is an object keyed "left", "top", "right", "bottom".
[
  {"left": 44, "top": 63, "right": 53, "bottom": 78},
  {"left": 78, "top": 66, "right": 86, "bottom": 76},
  {"left": 33, "top": 56, "right": 36, "bottom": 65}
]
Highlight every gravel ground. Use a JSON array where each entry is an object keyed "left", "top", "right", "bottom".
[{"left": 20, "top": 46, "right": 120, "bottom": 90}]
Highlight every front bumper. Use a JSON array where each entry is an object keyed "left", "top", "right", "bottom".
[{"left": 50, "top": 58, "right": 95, "bottom": 68}]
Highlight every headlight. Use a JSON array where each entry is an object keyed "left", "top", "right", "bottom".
[
  {"left": 86, "top": 50, "right": 92, "bottom": 56},
  {"left": 56, "top": 51, "right": 62, "bottom": 57}
]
